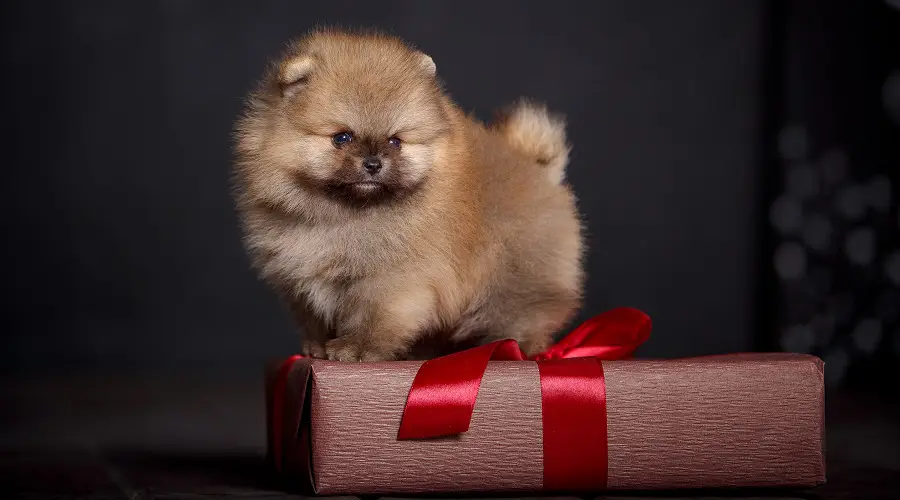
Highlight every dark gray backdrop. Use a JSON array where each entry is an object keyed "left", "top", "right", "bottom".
[{"left": 3, "top": 1, "right": 766, "bottom": 378}]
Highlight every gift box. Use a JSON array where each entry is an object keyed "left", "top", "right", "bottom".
[{"left": 265, "top": 308, "right": 825, "bottom": 495}]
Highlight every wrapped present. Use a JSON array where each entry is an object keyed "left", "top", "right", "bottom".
[{"left": 265, "top": 308, "right": 825, "bottom": 495}]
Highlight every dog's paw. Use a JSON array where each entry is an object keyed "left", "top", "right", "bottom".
[
  {"left": 325, "top": 336, "right": 395, "bottom": 362},
  {"left": 301, "top": 339, "right": 327, "bottom": 359}
]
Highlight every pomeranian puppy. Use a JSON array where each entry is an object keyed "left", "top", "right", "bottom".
[{"left": 233, "top": 29, "right": 583, "bottom": 361}]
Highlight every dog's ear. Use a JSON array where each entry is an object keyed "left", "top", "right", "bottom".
[
  {"left": 278, "top": 55, "right": 315, "bottom": 97},
  {"left": 416, "top": 52, "right": 436, "bottom": 77}
]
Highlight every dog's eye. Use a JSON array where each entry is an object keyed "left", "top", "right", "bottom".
[
  {"left": 388, "top": 137, "right": 401, "bottom": 148},
  {"left": 332, "top": 132, "right": 353, "bottom": 146}
]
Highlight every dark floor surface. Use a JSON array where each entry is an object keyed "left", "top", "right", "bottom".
[{"left": 2, "top": 376, "right": 898, "bottom": 499}]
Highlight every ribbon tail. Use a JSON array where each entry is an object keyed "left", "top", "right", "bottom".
[{"left": 397, "top": 339, "right": 525, "bottom": 439}]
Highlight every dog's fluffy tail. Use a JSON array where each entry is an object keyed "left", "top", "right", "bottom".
[{"left": 494, "top": 100, "right": 571, "bottom": 184}]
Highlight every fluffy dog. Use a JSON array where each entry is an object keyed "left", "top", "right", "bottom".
[{"left": 233, "top": 29, "right": 583, "bottom": 361}]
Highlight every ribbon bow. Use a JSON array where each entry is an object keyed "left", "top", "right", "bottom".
[
  {"left": 395, "top": 307, "right": 650, "bottom": 490},
  {"left": 396, "top": 307, "right": 651, "bottom": 440},
  {"left": 272, "top": 307, "right": 652, "bottom": 491}
]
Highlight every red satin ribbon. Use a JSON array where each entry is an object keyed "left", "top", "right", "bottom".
[
  {"left": 397, "top": 307, "right": 651, "bottom": 490},
  {"left": 397, "top": 339, "right": 525, "bottom": 438},
  {"left": 271, "top": 354, "right": 305, "bottom": 471},
  {"left": 530, "top": 307, "right": 653, "bottom": 361},
  {"left": 271, "top": 307, "right": 652, "bottom": 490},
  {"left": 537, "top": 357, "right": 609, "bottom": 490}
]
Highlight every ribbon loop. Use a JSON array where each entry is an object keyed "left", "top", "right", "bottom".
[{"left": 530, "top": 306, "right": 652, "bottom": 361}]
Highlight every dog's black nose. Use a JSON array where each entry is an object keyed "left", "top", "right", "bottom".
[{"left": 363, "top": 157, "right": 382, "bottom": 174}]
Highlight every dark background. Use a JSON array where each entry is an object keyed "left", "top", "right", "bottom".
[
  {"left": 2, "top": 1, "right": 899, "bottom": 497},
  {"left": 4, "top": 0, "right": 770, "bottom": 377}
]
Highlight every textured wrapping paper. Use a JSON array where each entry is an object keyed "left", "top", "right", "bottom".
[{"left": 265, "top": 310, "right": 825, "bottom": 495}]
